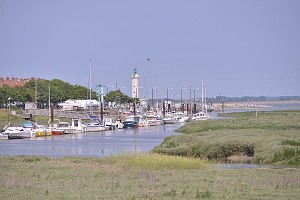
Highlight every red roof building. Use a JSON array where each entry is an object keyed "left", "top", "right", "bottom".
[{"left": 0, "top": 76, "right": 29, "bottom": 87}]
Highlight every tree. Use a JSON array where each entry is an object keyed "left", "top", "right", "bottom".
[
  {"left": 105, "top": 90, "right": 134, "bottom": 104},
  {"left": 0, "top": 79, "right": 130, "bottom": 107}
]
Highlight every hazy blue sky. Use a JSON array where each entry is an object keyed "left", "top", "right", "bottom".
[{"left": 0, "top": 0, "right": 299, "bottom": 99}]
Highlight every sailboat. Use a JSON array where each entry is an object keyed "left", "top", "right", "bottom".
[
  {"left": 35, "top": 84, "right": 52, "bottom": 137},
  {"left": 85, "top": 59, "right": 105, "bottom": 132},
  {"left": 191, "top": 79, "right": 211, "bottom": 121}
]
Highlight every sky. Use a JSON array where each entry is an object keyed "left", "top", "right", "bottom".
[{"left": 0, "top": 0, "right": 299, "bottom": 99}]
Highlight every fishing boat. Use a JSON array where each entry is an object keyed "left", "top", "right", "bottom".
[
  {"left": 57, "top": 122, "right": 76, "bottom": 134},
  {"left": 71, "top": 118, "right": 87, "bottom": 133},
  {"left": 48, "top": 119, "right": 64, "bottom": 135},
  {"left": 56, "top": 118, "right": 86, "bottom": 134}
]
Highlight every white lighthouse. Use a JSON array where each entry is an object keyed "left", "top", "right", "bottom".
[{"left": 131, "top": 68, "right": 139, "bottom": 98}]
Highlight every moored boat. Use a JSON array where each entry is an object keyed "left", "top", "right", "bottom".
[
  {"left": 115, "top": 118, "right": 124, "bottom": 129},
  {"left": 5, "top": 126, "right": 31, "bottom": 139},
  {"left": 85, "top": 122, "right": 105, "bottom": 132},
  {"left": 146, "top": 113, "right": 160, "bottom": 126},
  {"left": 85, "top": 116, "right": 105, "bottom": 132},
  {"left": 191, "top": 111, "right": 211, "bottom": 121},
  {"left": 123, "top": 115, "right": 143, "bottom": 128},
  {"left": 35, "top": 126, "right": 52, "bottom": 137},
  {"left": 104, "top": 118, "right": 116, "bottom": 130},
  {"left": 57, "top": 122, "right": 76, "bottom": 134},
  {"left": 51, "top": 129, "right": 64, "bottom": 135},
  {"left": 162, "top": 112, "right": 189, "bottom": 124},
  {"left": 0, "top": 132, "right": 8, "bottom": 140},
  {"left": 57, "top": 118, "right": 86, "bottom": 134}
]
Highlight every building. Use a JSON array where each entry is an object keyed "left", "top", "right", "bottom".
[
  {"left": 0, "top": 76, "right": 30, "bottom": 87},
  {"left": 131, "top": 68, "right": 139, "bottom": 98},
  {"left": 58, "top": 99, "right": 100, "bottom": 111}
]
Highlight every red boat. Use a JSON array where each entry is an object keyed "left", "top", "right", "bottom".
[{"left": 51, "top": 130, "right": 64, "bottom": 135}]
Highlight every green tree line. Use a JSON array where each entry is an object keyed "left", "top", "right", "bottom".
[{"left": 0, "top": 79, "right": 134, "bottom": 108}]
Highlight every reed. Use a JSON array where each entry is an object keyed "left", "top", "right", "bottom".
[
  {"left": 1, "top": 156, "right": 300, "bottom": 200},
  {"left": 108, "top": 152, "right": 207, "bottom": 170},
  {"left": 153, "top": 110, "right": 300, "bottom": 165}
]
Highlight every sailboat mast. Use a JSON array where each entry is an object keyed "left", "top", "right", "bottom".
[
  {"left": 35, "top": 78, "right": 37, "bottom": 125},
  {"left": 89, "top": 58, "right": 92, "bottom": 115},
  {"left": 204, "top": 86, "right": 207, "bottom": 114},
  {"left": 48, "top": 84, "right": 50, "bottom": 121},
  {"left": 201, "top": 78, "right": 204, "bottom": 111}
]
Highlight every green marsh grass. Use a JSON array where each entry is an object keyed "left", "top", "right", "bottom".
[
  {"left": 0, "top": 109, "right": 73, "bottom": 129},
  {"left": 108, "top": 152, "right": 207, "bottom": 170},
  {"left": 153, "top": 110, "right": 300, "bottom": 165},
  {"left": 1, "top": 156, "right": 300, "bottom": 200}
]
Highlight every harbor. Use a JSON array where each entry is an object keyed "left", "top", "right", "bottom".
[
  {"left": 1, "top": 102, "right": 299, "bottom": 158},
  {"left": 0, "top": 124, "right": 181, "bottom": 157}
]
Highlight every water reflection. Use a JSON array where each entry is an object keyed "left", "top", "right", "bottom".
[
  {"left": 212, "top": 163, "right": 300, "bottom": 170},
  {"left": 0, "top": 124, "right": 181, "bottom": 158}
]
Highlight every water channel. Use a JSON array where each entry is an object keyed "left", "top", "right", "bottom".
[
  {"left": 1, "top": 102, "right": 299, "bottom": 168},
  {"left": 0, "top": 124, "right": 182, "bottom": 157}
]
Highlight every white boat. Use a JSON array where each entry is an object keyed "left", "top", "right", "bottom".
[
  {"left": 162, "top": 112, "right": 189, "bottom": 124},
  {"left": 57, "top": 122, "right": 75, "bottom": 134},
  {"left": 191, "top": 111, "right": 211, "bottom": 121},
  {"left": 71, "top": 118, "right": 87, "bottom": 133},
  {"left": 5, "top": 126, "right": 32, "bottom": 139},
  {"left": 0, "top": 132, "right": 8, "bottom": 140},
  {"left": 103, "top": 118, "right": 116, "bottom": 130},
  {"left": 85, "top": 122, "right": 105, "bottom": 132},
  {"left": 146, "top": 112, "right": 162, "bottom": 126},
  {"left": 85, "top": 116, "right": 105, "bottom": 132},
  {"left": 57, "top": 118, "right": 86, "bottom": 134},
  {"left": 123, "top": 115, "right": 143, "bottom": 128},
  {"left": 190, "top": 79, "right": 212, "bottom": 121},
  {"left": 115, "top": 118, "right": 124, "bottom": 129}
]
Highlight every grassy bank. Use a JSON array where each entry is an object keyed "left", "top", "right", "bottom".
[
  {"left": 152, "top": 110, "right": 300, "bottom": 165},
  {"left": 1, "top": 155, "right": 300, "bottom": 200},
  {"left": 0, "top": 109, "right": 73, "bottom": 129}
]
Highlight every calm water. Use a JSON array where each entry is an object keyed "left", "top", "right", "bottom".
[
  {"left": 1, "top": 102, "right": 299, "bottom": 158},
  {"left": 0, "top": 124, "right": 181, "bottom": 157},
  {"left": 224, "top": 101, "right": 300, "bottom": 113}
]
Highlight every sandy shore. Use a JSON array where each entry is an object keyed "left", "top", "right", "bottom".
[{"left": 214, "top": 100, "right": 300, "bottom": 111}]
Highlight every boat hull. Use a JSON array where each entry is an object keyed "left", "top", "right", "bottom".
[
  {"left": 35, "top": 131, "right": 52, "bottom": 137},
  {"left": 123, "top": 121, "right": 138, "bottom": 128},
  {"left": 52, "top": 130, "right": 64, "bottom": 135},
  {"left": 0, "top": 134, "right": 8, "bottom": 140},
  {"left": 162, "top": 119, "right": 178, "bottom": 124},
  {"left": 8, "top": 132, "right": 31, "bottom": 139},
  {"left": 5, "top": 127, "right": 32, "bottom": 139},
  {"left": 86, "top": 126, "right": 105, "bottom": 132}
]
